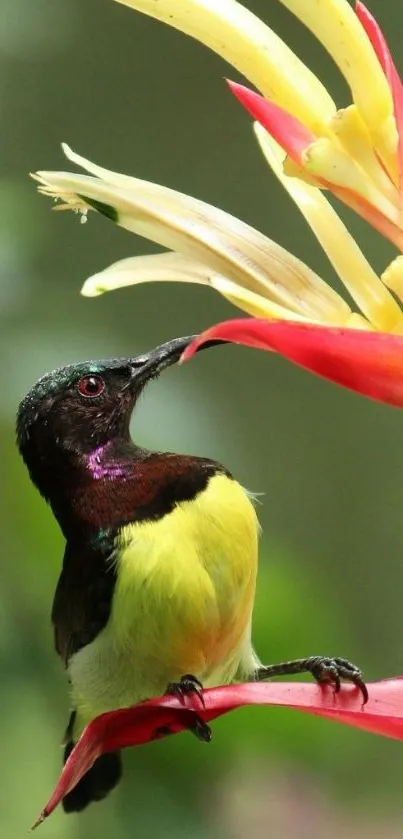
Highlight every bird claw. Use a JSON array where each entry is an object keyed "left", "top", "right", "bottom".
[
  {"left": 165, "top": 673, "right": 205, "bottom": 708},
  {"left": 192, "top": 714, "right": 212, "bottom": 742},
  {"left": 255, "top": 654, "right": 368, "bottom": 704},
  {"left": 164, "top": 674, "right": 211, "bottom": 742},
  {"left": 306, "top": 656, "right": 368, "bottom": 704}
]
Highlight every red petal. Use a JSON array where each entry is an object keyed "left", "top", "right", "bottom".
[
  {"left": 33, "top": 677, "right": 403, "bottom": 827},
  {"left": 227, "top": 80, "right": 316, "bottom": 165},
  {"left": 356, "top": 2, "right": 403, "bottom": 194},
  {"left": 31, "top": 704, "right": 197, "bottom": 828},
  {"left": 182, "top": 319, "right": 403, "bottom": 407}
]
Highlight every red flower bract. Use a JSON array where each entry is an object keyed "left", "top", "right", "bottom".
[
  {"left": 182, "top": 320, "right": 403, "bottom": 407},
  {"left": 33, "top": 677, "right": 403, "bottom": 828},
  {"left": 227, "top": 79, "right": 316, "bottom": 165}
]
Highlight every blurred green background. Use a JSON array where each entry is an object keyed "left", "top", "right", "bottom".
[{"left": 2, "top": 0, "right": 403, "bottom": 836}]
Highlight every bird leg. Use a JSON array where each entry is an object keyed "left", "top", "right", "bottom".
[
  {"left": 165, "top": 674, "right": 212, "bottom": 742},
  {"left": 255, "top": 655, "right": 368, "bottom": 703}
]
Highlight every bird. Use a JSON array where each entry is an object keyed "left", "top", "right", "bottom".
[{"left": 16, "top": 334, "right": 367, "bottom": 813}]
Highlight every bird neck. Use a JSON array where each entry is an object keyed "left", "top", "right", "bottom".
[
  {"left": 25, "top": 435, "right": 139, "bottom": 538},
  {"left": 29, "top": 434, "right": 226, "bottom": 540}
]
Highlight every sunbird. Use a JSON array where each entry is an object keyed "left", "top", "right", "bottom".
[{"left": 17, "top": 335, "right": 367, "bottom": 813}]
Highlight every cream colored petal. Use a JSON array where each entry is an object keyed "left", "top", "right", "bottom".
[
  {"left": 35, "top": 155, "right": 352, "bottom": 325},
  {"left": 114, "top": 0, "right": 335, "bottom": 135},
  {"left": 254, "top": 122, "right": 403, "bottom": 333},
  {"left": 81, "top": 252, "right": 222, "bottom": 296},
  {"left": 209, "top": 276, "right": 313, "bottom": 322},
  {"left": 82, "top": 250, "right": 310, "bottom": 320},
  {"left": 276, "top": 0, "right": 394, "bottom": 157},
  {"left": 61, "top": 143, "right": 173, "bottom": 197}
]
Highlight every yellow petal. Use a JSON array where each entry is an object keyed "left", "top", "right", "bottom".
[
  {"left": 114, "top": 0, "right": 335, "bottom": 135},
  {"left": 345, "top": 313, "right": 374, "bottom": 330},
  {"left": 276, "top": 0, "right": 395, "bottom": 159},
  {"left": 254, "top": 122, "right": 403, "bottom": 333},
  {"left": 82, "top": 252, "right": 222, "bottom": 296},
  {"left": 330, "top": 106, "right": 399, "bottom": 199},
  {"left": 382, "top": 255, "right": 403, "bottom": 302},
  {"left": 35, "top": 148, "right": 351, "bottom": 324},
  {"left": 304, "top": 138, "right": 399, "bottom": 226}
]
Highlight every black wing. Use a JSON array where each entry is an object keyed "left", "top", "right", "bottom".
[{"left": 52, "top": 536, "right": 117, "bottom": 665}]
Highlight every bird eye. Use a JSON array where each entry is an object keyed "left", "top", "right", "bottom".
[{"left": 77, "top": 374, "right": 105, "bottom": 398}]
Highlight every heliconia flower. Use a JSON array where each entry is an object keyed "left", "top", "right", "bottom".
[
  {"left": 114, "top": 0, "right": 403, "bottom": 244},
  {"left": 33, "top": 3, "right": 403, "bottom": 407},
  {"left": 32, "top": 677, "right": 403, "bottom": 828},
  {"left": 34, "top": 135, "right": 403, "bottom": 406}
]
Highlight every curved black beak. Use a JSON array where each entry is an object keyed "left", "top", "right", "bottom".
[{"left": 128, "top": 334, "right": 225, "bottom": 388}]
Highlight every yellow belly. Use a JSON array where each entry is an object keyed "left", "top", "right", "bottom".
[{"left": 69, "top": 474, "right": 260, "bottom": 731}]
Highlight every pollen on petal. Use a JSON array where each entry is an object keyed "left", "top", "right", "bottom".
[{"left": 78, "top": 195, "right": 118, "bottom": 222}]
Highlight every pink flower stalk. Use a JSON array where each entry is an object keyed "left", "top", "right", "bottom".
[{"left": 33, "top": 677, "right": 403, "bottom": 828}]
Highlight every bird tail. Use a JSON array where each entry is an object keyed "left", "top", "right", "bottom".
[{"left": 61, "top": 712, "right": 122, "bottom": 813}]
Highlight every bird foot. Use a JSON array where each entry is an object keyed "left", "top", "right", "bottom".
[
  {"left": 255, "top": 655, "right": 368, "bottom": 704},
  {"left": 165, "top": 674, "right": 211, "bottom": 742},
  {"left": 166, "top": 673, "right": 205, "bottom": 706}
]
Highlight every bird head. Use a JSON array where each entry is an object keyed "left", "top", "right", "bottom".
[{"left": 17, "top": 335, "right": 210, "bottom": 497}]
